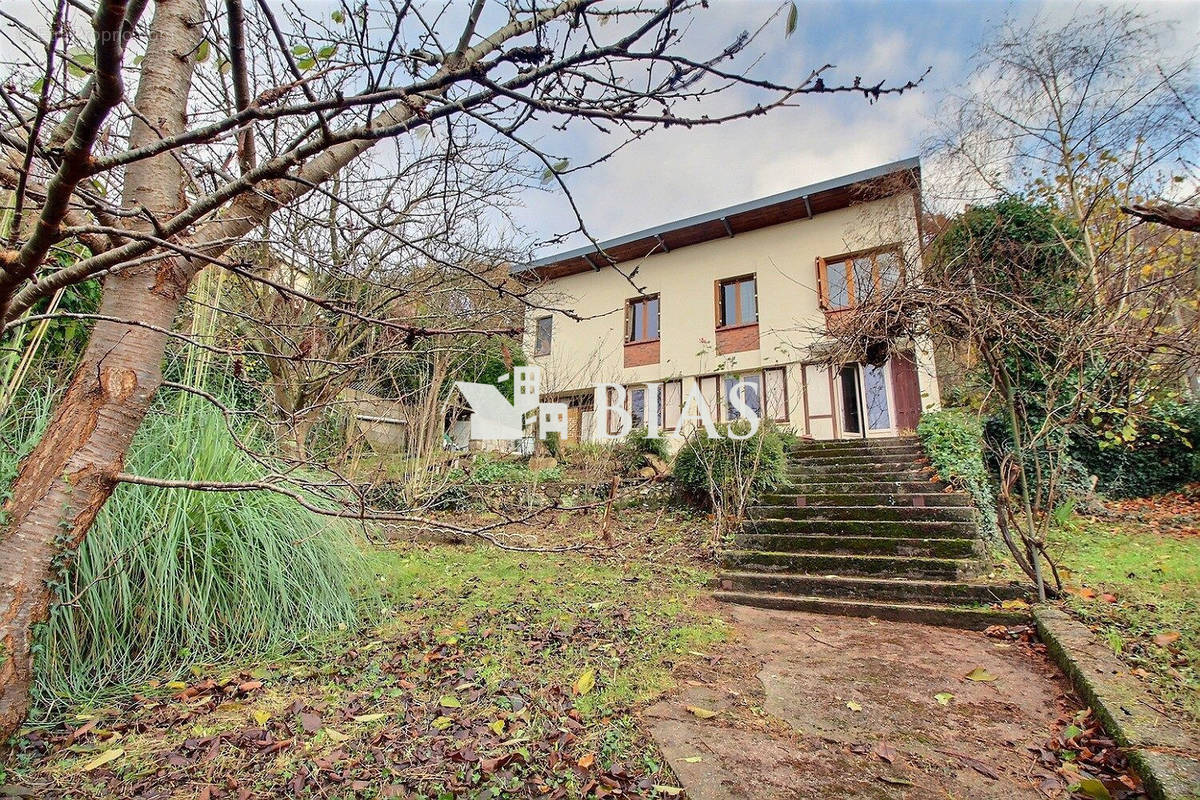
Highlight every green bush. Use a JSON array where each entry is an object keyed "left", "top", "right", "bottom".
[
  {"left": 613, "top": 427, "right": 671, "bottom": 475},
  {"left": 1071, "top": 401, "right": 1200, "bottom": 497},
  {"left": 469, "top": 454, "right": 562, "bottom": 484},
  {"left": 917, "top": 409, "right": 996, "bottom": 534},
  {"left": 0, "top": 389, "right": 367, "bottom": 709},
  {"left": 673, "top": 422, "right": 787, "bottom": 505}
]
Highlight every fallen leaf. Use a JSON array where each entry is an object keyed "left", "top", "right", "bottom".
[
  {"left": 577, "top": 753, "right": 595, "bottom": 768},
  {"left": 431, "top": 716, "right": 453, "bottom": 730},
  {"left": 353, "top": 712, "right": 387, "bottom": 723},
  {"left": 652, "top": 786, "right": 684, "bottom": 797},
  {"left": 682, "top": 755, "right": 703, "bottom": 763},
  {"left": 439, "top": 695, "right": 461, "bottom": 708},
  {"left": 846, "top": 700, "right": 863, "bottom": 712},
  {"left": 251, "top": 710, "right": 271, "bottom": 726},
  {"left": 1001, "top": 599, "right": 1029, "bottom": 610},
  {"left": 488, "top": 719, "right": 504, "bottom": 735},
  {"left": 1152, "top": 631, "right": 1181, "bottom": 646},
  {"left": 934, "top": 693, "right": 954, "bottom": 706},
  {"left": 1076, "top": 777, "right": 1113, "bottom": 800},
  {"left": 573, "top": 668, "right": 596, "bottom": 696},
  {"left": 964, "top": 667, "right": 997, "bottom": 682},
  {"left": 875, "top": 742, "right": 898, "bottom": 763},
  {"left": 81, "top": 748, "right": 124, "bottom": 772},
  {"left": 325, "top": 728, "right": 349, "bottom": 743},
  {"left": 685, "top": 706, "right": 719, "bottom": 719},
  {"left": 299, "top": 711, "right": 322, "bottom": 734}
]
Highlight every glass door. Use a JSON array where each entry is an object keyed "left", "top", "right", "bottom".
[{"left": 837, "top": 362, "right": 897, "bottom": 438}]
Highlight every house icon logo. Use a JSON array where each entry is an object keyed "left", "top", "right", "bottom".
[{"left": 453, "top": 366, "right": 566, "bottom": 441}]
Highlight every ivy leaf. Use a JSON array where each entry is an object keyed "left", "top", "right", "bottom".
[
  {"left": 964, "top": 667, "right": 997, "bottom": 682},
  {"left": 297, "top": 58, "right": 317, "bottom": 71},
  {"left": 317, "top": 45, "right": 338, "bottom": 60}
]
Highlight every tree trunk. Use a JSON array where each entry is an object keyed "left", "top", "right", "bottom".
[
  {"left": 0, "top": 265, "right": 190, "bottom": 740},
  {"left": 0, "top": 0, "right": 202, "bottom": 742}
]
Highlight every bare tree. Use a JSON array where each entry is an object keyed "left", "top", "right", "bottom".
[{"left": 0, "top": 0, "right": 922, "bottom": 738}]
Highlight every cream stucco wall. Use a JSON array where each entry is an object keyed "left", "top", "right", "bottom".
[{"left": 522, "top": 190, "right": 940, "bottom": 438}]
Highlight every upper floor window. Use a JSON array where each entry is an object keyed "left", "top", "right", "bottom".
[
  {"left": 818, "top": 247, "right": 903, "bottom": 311},
  {"left": 717, "top": 275, "right": 757, "bottom": 328},
  {"left": 625, "top": 295, "right": 660, "bottom": 342},
  {"left": 534, "top": 315, "right": 552, "bottom": 356}
]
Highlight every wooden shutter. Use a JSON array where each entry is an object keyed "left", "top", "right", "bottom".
[
  {"left": 764, "top": 367, "right": 788, "bottom": 421},
  {"left": 816, "top": 257, "right": 828, "bottom": 309}
]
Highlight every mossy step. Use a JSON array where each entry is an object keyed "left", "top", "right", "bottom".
[
  {"left": 793, "top": 437, "right": 918, "bottom": 450},
  {"left": 714, "top": 570, "right": 1029, "bottom": 604},
  {"left": 749, "top": 504, "right": 975, "bottom": 522},
  {"left": 782, "top": 480, "right": 951, "bottom": 494},
  {"left": 732, "top": 533, "right": 982, "bottom": 558},
  {"left": 789, "top": 452, "right": 925, "bottom": 466},
  {"left": 760, "top": 491, "right": 971, "bottom": 507},
  {"left": 786, "top": 467, "right": 936, "bottom": 480},
  {"left": 746, "top": 518, "right": 977, "bottom": 538},
  {"left": 721, "top": 550, "right": 982, "bottom": 580},
  {"left": 792, "top": 460, "right": 931, "bottom": 472},
  {"left": 713, "top": 590, "right": 1028, "bottom": 630}
]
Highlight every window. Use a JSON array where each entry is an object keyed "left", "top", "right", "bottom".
[
  {"left": 817, "top": 248, "right": 903, "bottom": 310},
  {"left": 534, "top": 316, "right": 552, "bottom": 356},
  {"left": 625, "top": 295, "right": 660, "bottom": 342},
  {"left": 664, "top": 380, "right": 683, "bottom": 429},
  {"left": 723, "top": 373, "right": 762, "bottom": 420},
  {"left": 627, "top": 384, "right": 664, "bottom": 429},
  {"left": 717, "top": 275, "right": 757, "bottom": 328}
]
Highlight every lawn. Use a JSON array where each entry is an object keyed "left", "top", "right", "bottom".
[
  {"left": 1047, "top": 509, "right": 1200, "bottom": 724},
  {"left": 5, "top": 510, "right": 726, "bottom": 798}
]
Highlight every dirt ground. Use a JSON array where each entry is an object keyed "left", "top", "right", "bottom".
[{"left": 645, "top": 603, "right": 1127, "bottom": 800}]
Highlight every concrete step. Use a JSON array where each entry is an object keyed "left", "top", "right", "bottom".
[
  {"left": 713, "top": 591, "right": 1028, "bottom": 631},
  {"left": 721, "top": 550, "right": 983, "bottom": 581},
  {"left": 760, "top": 491, "right": 971, "bottom": 507},
  {"left": 732, "top": 533, "right": 983, "bottom": 558},
  {"left": 790, "top": 451, "right": 925, "bottom": 466},
  {"left": 786, "top": 467, "right": 936, "bottom": 481},
  {"left": 715, "top": 570, "right": 1028, "bottom": 604},
  {"left": 749, "top": 505, "right": 976, "bottom": 523},
  {"left": 788, "top": 461, "right": 932, "bottom": 475},
  {"left": 792, "top": 437, "right": 918, "bottom": 451},
  {"left": 781, "top": 479, "right": 951, "bottom": 494},
  {"left": 746, "top": 518, "right": 977, "bottom": 538}
]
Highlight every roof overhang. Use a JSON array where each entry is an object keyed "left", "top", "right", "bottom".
[{"left": 514, "top": 157, "right": 920, "bottom": 282}]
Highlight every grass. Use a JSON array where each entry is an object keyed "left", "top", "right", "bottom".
[
  {"left": 9, "top": 511, "right": 726, "bottom": 798},
  {"left": 1047, "top": 515, "right": 1200, "bottom": 722},
  {"left": 0, "top": 388, "right": 369, "bottom": 714}
]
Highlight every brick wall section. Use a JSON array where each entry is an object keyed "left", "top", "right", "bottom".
[
  {"left": 716, "top": 324, "right": 759, "bottom": 355},
  {"left": 623, "top": 339, "right": 660, "bottom": 367}
]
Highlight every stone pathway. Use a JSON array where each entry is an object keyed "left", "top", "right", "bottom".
[{"left": 645, "top": 604, "right": 1075, "bottom": 799}]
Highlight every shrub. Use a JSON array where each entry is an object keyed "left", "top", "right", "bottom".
[
  {"left": 1071, "top": 401, "right": 1200, "bottom": 497},
  {"left": 673, "top": 422, "right": 787, "bottom": 506},
  {"left": 0, "top": 390, "right": 367, "bottom": 709},
  {"left": 917, "top": 409, "right": 997, "bottom": 535},
  {"left": 613, "top": 427, "right": 671, "bottom": 475}
]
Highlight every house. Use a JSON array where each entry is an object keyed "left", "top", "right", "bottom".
[{"left": 513, "top": 157, "right": 940, "bottom": 443}]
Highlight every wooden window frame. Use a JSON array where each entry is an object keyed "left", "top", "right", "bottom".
[
  {"left": 763, "top": 366, "right": 789, "bottom": 422},
  {"left": 625, "top": 294, "right": 661, "bottom": 344},
  {"left": 715, "top": 274, "right": 758, "bottom": 330},
  {"left": 816, "top": 245, "right": 904, "bottom": 311},
  {"left": 533, "top": 315, "right": 553, "bottom": 356}
]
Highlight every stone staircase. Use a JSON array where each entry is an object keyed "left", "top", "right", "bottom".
[{"left": 714, "top": 436, "right": 1030, "bottom": 629}]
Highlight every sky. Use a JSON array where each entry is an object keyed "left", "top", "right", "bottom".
[
  {"left": 1, "top": 0, "right": 1196, "bottom": 257},
  {"left": 512, "top": 0, "right": 1200, "bottom": 254}
]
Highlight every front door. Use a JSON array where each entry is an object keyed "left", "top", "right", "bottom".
[{"left": 837, "top": 362, "right": 897, "bottom": 438}]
